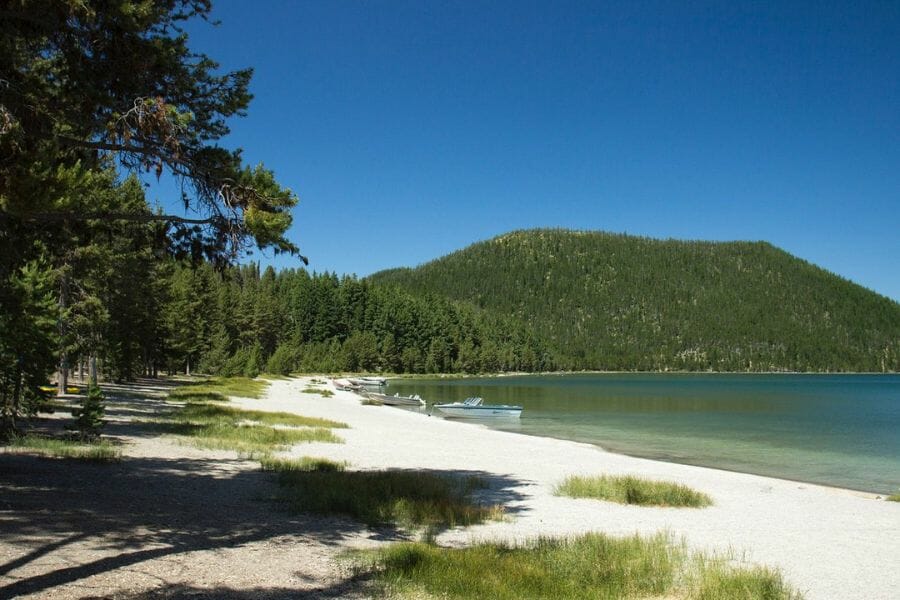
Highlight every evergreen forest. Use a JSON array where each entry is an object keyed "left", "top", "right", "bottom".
[{"left": 370, "top": 229, "right": 900, "bottom": 373}]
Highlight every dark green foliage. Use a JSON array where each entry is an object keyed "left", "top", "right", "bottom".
[
  {"left": 70, "top": 385, "right": 106, "bottom": 441},
  {"left": 171, "top": 262, "right": 554, "bottom": 376},
  {"left": 370, "top": 229, "right": 900, "bottom": 373},
  {"left": 0, "top": 259, "right": 59, "bottom": 437}
]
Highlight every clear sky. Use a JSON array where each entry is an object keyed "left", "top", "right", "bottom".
[{"left": 149, "top": 1, "right": 900, "bottom": 301}]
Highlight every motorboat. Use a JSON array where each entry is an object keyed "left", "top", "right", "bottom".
[
  {"left": 348, "top": 376, "right": 387, "bottom": 387},
  {"left": 363, "top": 391, "right": 426, "bottom": 407},
  {"left": 433, "top": 397, "right": 522, "bottom": 418}
]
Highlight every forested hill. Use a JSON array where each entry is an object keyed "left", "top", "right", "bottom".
[{"left": 369, "top": 229, "right": 900, "bottom": 372}]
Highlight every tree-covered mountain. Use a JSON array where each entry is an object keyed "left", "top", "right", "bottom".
[{"left": 369, "top": 229, "right": 900, "bottom": 372}]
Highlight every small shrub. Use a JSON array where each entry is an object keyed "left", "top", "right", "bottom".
[
  {"left": 556, "top": 474, "right": 712, "bottom": 507},
  {"left": 69, "top": 384, "right": 106, "bottom": 441},
  {"left": 886, "top": 492, "right": 900, "bottom": 502}
]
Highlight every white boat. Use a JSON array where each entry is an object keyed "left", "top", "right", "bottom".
[
  {"left": 363, "top": 391, "right": 426, "bottom": 407},
  {"left": 349, "top": 376, "right": 387, "bottom": 387},
  {"left": 433, "top": 397, "right": 522, "bottom": 418},
  {"left": 332, "top": 378, "right": 360, "bottom": 391}
]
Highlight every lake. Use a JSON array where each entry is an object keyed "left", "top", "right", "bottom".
[{"left": 386, "top": 373, "right": 900, "bottom": 494}]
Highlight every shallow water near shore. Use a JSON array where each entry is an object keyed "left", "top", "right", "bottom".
[{"left": 387, "top": 373, "right": 900, "bottom": 494}]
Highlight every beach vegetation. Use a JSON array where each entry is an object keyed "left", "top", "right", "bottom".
[
  {"left": 270, "top": 469, "right": 502, "bottom": 530},
  {"left": 163, "top": 391, "right": 347, "bottom": 456},
  {"left": 260, "top": 455, "right": 348, "bottom": 472},
  {"left": 556, "top": 474, "right": 713, "bottom": 507},
  {"left": 167, "top": 377, "right": 270, "bottom": 403},
  {"left": 358, "top": 533, "right": 801, "bottom": 599},
  {"left": 886, "top": 492, "right": 900, "bottom": 502},
  {"left": 302, "top": 386, "right": 334, "bottom": 397},
  {"left": 6, "top": 434, "right": 121, "bottom": 462}
]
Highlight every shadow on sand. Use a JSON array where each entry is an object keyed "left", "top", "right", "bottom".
[{"left": 1, "top": 378, "right": 529, "bottom": 598}]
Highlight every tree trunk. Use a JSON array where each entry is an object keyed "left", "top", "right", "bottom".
[
  {"left": 57, "top": 270, "right": 69, "bottom": 397},
  {"left": 89, "top": 355, "right": 98, "bottom": 385}
]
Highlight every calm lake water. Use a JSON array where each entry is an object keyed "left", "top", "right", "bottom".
[{"left": 387, "top": 374, "right": 900, "bottom": 494}]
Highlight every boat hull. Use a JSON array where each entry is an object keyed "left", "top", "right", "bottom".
[
  {"left": 434, "top": 404, "right": 522, "bottom": 418},
  {"left": 365, "top": 392, "right": 425, "bottom": 407}
]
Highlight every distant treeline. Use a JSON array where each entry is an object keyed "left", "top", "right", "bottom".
[
  {"left": 370, "top": 229, "right": 900, "bottom": 373},
  {"left": 164, "top": 263, "right": 556, "bottom": 377}
]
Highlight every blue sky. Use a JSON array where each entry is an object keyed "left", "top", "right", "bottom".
[{"left": 149, "top": 1, "right": 900, "bottom": 301}]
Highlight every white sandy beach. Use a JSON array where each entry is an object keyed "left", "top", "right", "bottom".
[{"left": 235, "top": 376, "right": 900, "bottom": 600}]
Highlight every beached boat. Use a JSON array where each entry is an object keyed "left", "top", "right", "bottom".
[
  {"left": 364, "top": 391, "right": 426, "bottom": 407},
  {"left": 349, "top": 376, "right": 387, "bottom": 387},
  {"left": 433, "top": 397, "right": 522, "bottom": 418},
  {"left": 332, "top": 378, "right": 361, "bottom": 391}
]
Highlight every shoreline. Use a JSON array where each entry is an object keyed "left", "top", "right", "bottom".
[{"left": 250, "top": 376, "right": 899, "bottom": 600}]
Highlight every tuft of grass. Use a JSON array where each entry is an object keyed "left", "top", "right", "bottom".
[
  {"left": 183, "top": 424, "right": 341, "bottom": 456},
  {"left": 7, "top": 435, "right": 121, "bottom": 462},
  {"left": 361, "top": 397, "right": 383, "bottom": 406},
  {"left": 556, "top": 474, "right": 712, "bottom": 508},
  {"left": 689, "top": 555, "right": 804, "bottom": 600},
  {"left": 168, "top": 377, "right": 269, "bottom": 402},
  {"left": 302, "top": 386, "right": 334, "bottom": 398},
  {"left": 359, "top": 534, "right": 802, "bottom": 600},
  {"left": 164, "top": 399, "right": 347, "bottom": 456},
  {"left": 365, "top": 532, "right": 681, "bottom": 599},
  {"left": 260, "top": 455, "right": 348, "bottom": 472},
  {"left": 886, "top": 493, "right": 900, "bottom": 502},
  {"left": 272, "top": 469, "right": 502, "bottom": 530}
]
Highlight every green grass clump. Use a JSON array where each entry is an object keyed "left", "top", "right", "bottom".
[
  {"left": 168, "top": 377, "right": 269, "bottom": 402},
  {"left": 556, "top": 475, "right": 713, "bottom": 508},
  {"left": 8, "top": 435, "right": 121, "bottom": 462},
  {"left": 361, "top": 397, "right": 384, "bottom": 406},
  {"left": 366, "top": 532, "right": 680, "bottom": 599},
  {"left": 272, "top": 469, "right": 502, "bottom": 530},
  {"left": 302, "top": 386, "right": 334, "bottom": 398},
  {"left": 166, "top": 400, "right": 347, "bottom": 456},
  {"left": 184, "top": 424, "right": 341, "bottom": 456},
  {"left": 361, "top": 534, "right": 801, "bottom": 599},
  {"left": 886, "top": 493, "right": 900, "bottom": 502},
  {"left": 260, "top": 455, "right": 348, "bottom": 472},
  {"left": 689, "top": 556, "right": 803, "bottom": 600}
]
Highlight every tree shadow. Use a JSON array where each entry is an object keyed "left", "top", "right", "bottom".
[{"left": 0, "top": 452, "right": 528, "bottom": 598}]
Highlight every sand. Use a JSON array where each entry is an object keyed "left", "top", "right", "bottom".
[{"left": 245, "top": 376, "right": 900, "bottom": 600}]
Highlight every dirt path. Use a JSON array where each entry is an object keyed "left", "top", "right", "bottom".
[{"left": 0, "top": 380, "right": 376, "bottom": 599}]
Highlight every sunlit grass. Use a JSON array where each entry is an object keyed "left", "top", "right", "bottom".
[
  {"left": 886, "top": 493, "right": 900, "bottom": 502},
  {"left": 358, "top": 533, "right": 801, "bottom": 600},
  {"left": 163, "top": 391, "right": 348, "bottom": 456},
  {"left": 167, "top": 377, "right": 269, "bottom": 402},
  {"left": 302, "top": 386, "right": 334, "bottom": 397},
  {"left": 689, "top": 555, "right": 804, "bottom": 599},
  {"left": 7, "top": 434, "right": 121, "bottom": 462},
  {"left": 556, "top": 474, "right": 713, "bottom": 508},
  {"left": 271, "top": 469, "right": 503, "bottom": 530},
  {"left": 364, "top": 532, "right": 681, "bottom": 599},
  {"left": 260, "top": 455, "right": 348, "bottom": 472}
]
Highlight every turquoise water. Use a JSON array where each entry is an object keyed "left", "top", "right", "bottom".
[{"left": 387, "top": 374, "right": 900, "bottom": 494}]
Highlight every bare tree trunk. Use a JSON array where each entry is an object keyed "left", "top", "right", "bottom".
[
  {"left": 89, "top": 355, "right": 98, "bottom": 385},
  {"left": 57, "top": 270, "right": 69, "bottom": 397}
]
